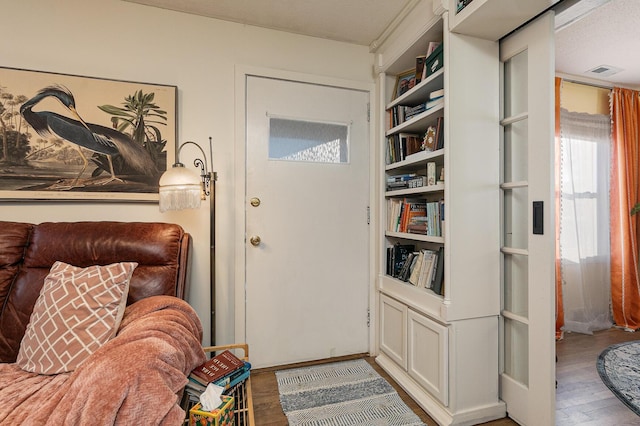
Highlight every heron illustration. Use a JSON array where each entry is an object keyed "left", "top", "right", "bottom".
[{"left": 20, "top": 84, "right": 157, "bottom": 189}]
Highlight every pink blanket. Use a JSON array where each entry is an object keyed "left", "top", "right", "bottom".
[{"left": 0, "top": 296, "right": 206, "bottom": 425}]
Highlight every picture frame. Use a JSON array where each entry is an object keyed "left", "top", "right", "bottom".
[
  {"left": 392, "top": 69, "right": 417, "bottom": 100},
  {"left": 0, "top": 66, "right": 177, "bottom": 202}
]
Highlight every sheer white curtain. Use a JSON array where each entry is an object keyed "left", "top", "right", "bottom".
[{"left": 559, "top": 108, "right": 612, "bottom": 334}]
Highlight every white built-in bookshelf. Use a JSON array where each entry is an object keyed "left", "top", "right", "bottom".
[{"left": 373, "top": 1, "right": 505, "bottom": 424}]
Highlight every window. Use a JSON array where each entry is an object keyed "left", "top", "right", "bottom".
[{"left": 268, "top": 117, "right": 349, "bottom": 163}]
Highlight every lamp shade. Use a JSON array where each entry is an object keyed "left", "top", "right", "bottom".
[{"left": 158, "top": 164, "right": 202, "bottom": 212}]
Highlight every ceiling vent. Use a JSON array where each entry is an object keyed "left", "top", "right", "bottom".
[{"left": 584, "top": 64, "right": 623, "bottom": 77}]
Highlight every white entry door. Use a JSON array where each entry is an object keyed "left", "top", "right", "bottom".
[
  {"left": 499, "top": 12, "right": 556, "bottom": 425},
  {"left": 245, "top": 75, "right": 370, "bottom": 368}
]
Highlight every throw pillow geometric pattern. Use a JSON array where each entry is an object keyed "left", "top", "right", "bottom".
[{"left": 16, "top": 261, "right": 137, "bottom": 375}]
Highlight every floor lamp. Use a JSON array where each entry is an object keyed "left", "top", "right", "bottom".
[{"left": 158, "top": 137, "right": 217, "bottom": 345}]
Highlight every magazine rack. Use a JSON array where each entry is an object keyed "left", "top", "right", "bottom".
[{"left": 183, "top": 343, "right": 255, "bottom": 425}]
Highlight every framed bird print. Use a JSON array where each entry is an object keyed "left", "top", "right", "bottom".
[{"left": 0, "top": 66, "right": 176, "bottom": 202}]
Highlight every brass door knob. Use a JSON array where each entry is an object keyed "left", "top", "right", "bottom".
[{"left": 250, "top": 235, "right": 261, "bottom": 246}]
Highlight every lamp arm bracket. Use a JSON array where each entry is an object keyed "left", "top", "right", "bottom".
[{"left": 176, "top": 138, "right": 214, "bottom": 197}]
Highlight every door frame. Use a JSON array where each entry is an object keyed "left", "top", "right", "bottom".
[{"left": 233, "top": 65, "right": 377, "bottom": 352}]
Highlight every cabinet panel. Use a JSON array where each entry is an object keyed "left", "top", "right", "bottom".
[
  {"left": 408, "top": 309, "right": 449, "bottom": 405},
  {"left": 380, "top": 294, "right": 407, "bottom": 369}
]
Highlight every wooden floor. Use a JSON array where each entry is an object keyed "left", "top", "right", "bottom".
[
  {"left": 556, "top": 328, "right": 640, "bottom": 425},
  {"left": 251, "top": 328, "right": 640, "bottom": 425}
]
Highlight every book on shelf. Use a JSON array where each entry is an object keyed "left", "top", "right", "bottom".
[
  {"left": 426, "top": 41, "right": 441, "bottom": 57},
  {"left": 386, "top": 133, "right": 422, "bottom": 164},
  {"left": 427, "top": 162, "right": 436, "bottom": 186},
  {"left": 417, "top": 249, "right": 438, "bottom": 289},
  {"left": 431, "top": 246, "right": 445, "bottom": 295},
  {"left": 388, "top": 173, "right": 418, "bottom": 182},
  {"left": 402, "top": 98, "right": 443, "bottom": 122},
  {"left": 415, "top": 55, "right": 427, "bottom": 85},
  {"left": 408, "top": 250, "right": 424, "bottom": 286},
  {"left": 425, "top": 42, "right": 444, "bottom": 77},
  {"left": 387, "top": 172, "right": 427, "bottom": 191},
  {"left": 429, "top": 88, "right": 444, "bottom": 100},
  {"left": 407, "top": 222, "right": 427, "bottom": 234},
  {"left": 434, "top": 116, "right": 444, "bottom": 150},
  {"left": 398, "top": 252, "right": 417, "bottom": 281},
  {"left": 426, "top": 97, "right": 444, "bottom": 110},
  {"left": 403, "top": 202, "right": 427, "bottom": 232},
  {"left": 404, "top": 133, "right": 423, "bottom": 157},
  {"left": 456, "top": 0, "right": 474, "bottom": 13},
  {"left": 190, "top": 349, "right": 245, "bottom": 386},
  {"left": 387, "top": 177, "right": 427, "bottom": 191},
  {"left": 390, "top": 105, "right": 404, "bottom": 128},
  {"left": 404, "top": 103, "right": 427, "bottom": 120},
  {"left": 408, "top": 176, "right": 427, "bottom": 188},
  {"left": 387, "top": 243, "right": 415, "bottom": 277}
]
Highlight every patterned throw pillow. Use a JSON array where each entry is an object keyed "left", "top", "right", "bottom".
[{"left": 16, "top": 261, "right": 137, "bottom": 374}]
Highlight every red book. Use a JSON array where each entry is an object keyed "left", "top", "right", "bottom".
[{"left": 190, "top": 350, "right": 244, "bottom": 385}]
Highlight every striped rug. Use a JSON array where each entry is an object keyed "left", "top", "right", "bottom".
[{"left": 276, "top": 358, "right": 426, "bottom": 426}]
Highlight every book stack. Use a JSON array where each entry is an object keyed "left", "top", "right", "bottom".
[
  {"left": 386, "top": 133, "right": 423, "bottom": 164},
  {"left": 387, "top": 198, "right": 444, "bottom": 237},
  {"left": 404, "top": 103, "right": 427, "bottom": 121},
  {"left": 387, "top": 173, "right": 426, "bottom": 191},
  {"left": 185, "top": 350, "right": 252, "bottom": 402},
  {"left": 386, "top": 243, "right": 415, "bottom": 279},
  {"left": 386, "top": 245, "right": 445, "bottom": 295}
]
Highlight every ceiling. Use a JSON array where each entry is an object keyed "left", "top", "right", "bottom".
[
  {"left": 123, "top": 0, "right": 416, "bottom": 46},
  {"left": 555, "top": 0, "right": 640, "bottom": 88},
  {"left": 125, "top": 0, "right": 640, "bottom": 87}
]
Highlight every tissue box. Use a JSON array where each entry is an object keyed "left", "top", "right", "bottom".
[{"left": 189, "top": 395, "right": 234, "bottom": 426}]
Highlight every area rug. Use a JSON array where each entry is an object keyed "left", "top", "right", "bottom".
[
  {"left": 597, "top": 340, "right": 640, "bottom": 416},
  {"left": 276, "top": 358, "right": 426, "bottom": 426}
]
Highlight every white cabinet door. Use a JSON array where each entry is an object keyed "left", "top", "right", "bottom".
[
  {"left": 408, "top": 309, "right": 449, "bottom": 406},
  {"left": 380, "top": 294, "right": 407, "bottom": 369}
]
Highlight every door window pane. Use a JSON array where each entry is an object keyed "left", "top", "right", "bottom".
[
  {"left": 503, "top": 187, "right": 528, "bottom": 250},
  {"left": 503, "top": 252, "right": 528, "bottom": 317},
  {"left": 503, "top": 51, "right": 528, "bottom": 118},
  {"left": 269, "top": 117, "right": 349, "bottom": 163},
  {"left": 504, "top": 318, "right": 529, "bottom": 386},
  {"left": 503, "top": 119, "right": 528, "bottom": 183}
]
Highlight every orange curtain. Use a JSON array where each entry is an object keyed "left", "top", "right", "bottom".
[
  {"left": 610, "top": 87, "right": 640, "bottom": 330},
  {"left": 555, "top": 77, "right": 564, "bottom": 339}
]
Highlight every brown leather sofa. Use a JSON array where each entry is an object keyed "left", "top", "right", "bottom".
[
  {"left": 0, "top": 221, "right": 192, "bottom": 363},
  {"left": 0, "top": 221, "right": 207, "bottom": 424}
]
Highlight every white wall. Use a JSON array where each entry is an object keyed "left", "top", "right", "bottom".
[{"left": 0, "top": 0, "right": 374, "bottom": 345}]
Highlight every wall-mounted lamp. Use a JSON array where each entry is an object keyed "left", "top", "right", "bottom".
[{"left": 158, "top": 137, "right": 217, "bottom": 212}]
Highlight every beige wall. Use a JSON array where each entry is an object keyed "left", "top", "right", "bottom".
[
  {"left": 0, "top": 0, "right": 374, "bottom": 345},
  {"left": 561, "top": 80, "right": 610, "bottom": 115}
]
